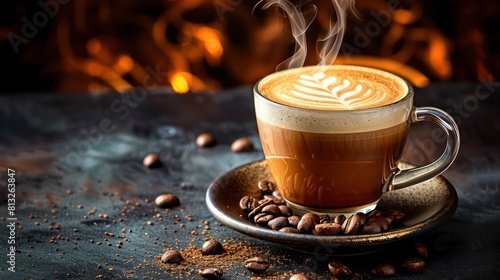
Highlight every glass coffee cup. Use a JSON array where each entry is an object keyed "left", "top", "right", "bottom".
[{"left": 254, "top": 65, "right": 459, "bottom": 216}]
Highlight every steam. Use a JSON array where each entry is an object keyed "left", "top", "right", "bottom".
[{"left": 256, "top": 0, "right": 356, "bottom": 71}]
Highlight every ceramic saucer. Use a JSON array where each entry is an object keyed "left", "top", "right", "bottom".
[{"left": 206, "top": 159, "right": 458, "bottom": 255}]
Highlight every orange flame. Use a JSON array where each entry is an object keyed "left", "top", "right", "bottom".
[
  {"left": 169, "top": 72, "right": 191, "bottom": 94},
  {"left": 194, "top": 27, "right": 223, "bottom": 65}
]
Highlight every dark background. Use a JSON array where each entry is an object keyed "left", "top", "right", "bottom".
[{"left": 1, "top": 0, "right": 499, "bottom": 94}]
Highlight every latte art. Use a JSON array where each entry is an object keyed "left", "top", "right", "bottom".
[
  {"left": 289, "top": 72, "right": 388, "bottom": 110},
  {"left": 259, "top": 66, "right": 407, "bottom": 110}
]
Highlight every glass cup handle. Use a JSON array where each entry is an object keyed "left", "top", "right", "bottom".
[{"left": 385, "top": 107, "right": 460, "bottom": 192}]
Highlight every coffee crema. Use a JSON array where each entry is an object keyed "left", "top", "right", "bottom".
[{"left": 258, "top": 65, "right": 407, "bottom": 110}]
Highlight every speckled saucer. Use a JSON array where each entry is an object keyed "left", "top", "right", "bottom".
[{"left": 206, "top": 159, "right": 458, "bottom": 255}]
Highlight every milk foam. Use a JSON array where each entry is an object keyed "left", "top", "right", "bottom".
[
  {"left": 255, "top": 65, "right": 412, "bottom": 133},
  {"left": 260, "top": 66, "right": 407, "bottom": 110}
]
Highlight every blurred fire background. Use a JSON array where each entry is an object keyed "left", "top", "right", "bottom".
[{"left": 0, "top": 0, "right": 498, "bottom": 94}]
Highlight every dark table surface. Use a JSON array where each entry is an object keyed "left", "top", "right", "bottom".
[{"left": 0, "top": 83, "right": 500, "bottom": 279}]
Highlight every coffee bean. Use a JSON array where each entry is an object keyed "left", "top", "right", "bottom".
[
  {"left": 201, "top": 240, "right": 224, "bottom": 255},
  {"left": 239, "top": 196, "right": 258, "bottom": 213},
  {"left": 247, "top": 199, "right": 274, "bottom": 220},
  {"left": 371, "top": 263, "right": 397, "bottom": 276},
  {"left": 231, "top": 137, "right": 253, "bottom": 153},
  {"left": 314, "top": 223, "right": 341, "bottom": 235},
  {"left": 401, "top": 258, "right": 425, "bottom": 274},
  {"left": 367, "top": 209, "right": 383, "bottom": 218},
  {"left": 143, "top": 154, "right": 162, "bottom": 168},
  {"left": 257, "top": 180, "right": 276, "bottom": 194},
  {"left": 278, "top": 205, "right": 293, "bottom": 217},
  {"left": 319, "top": 214, "right": 330, "bottom": 224},
  {"left": 199, "top": 268, "right": 223, "bottom": 280},
  {"left": 255, "top": 213, "right": 274, "bottom": 226},
  {"left": 261, "top": 196, "right": 276, "bottom": 204},
  {"left": 288, "top": 216, "right": 301, "bottom": 228},
  {"left": 272, "top": 190, "right": 285, "bottom": 204},
  {"left": 155, "top": 194, "right": 180, "bottom": 208},
  {"left": 414, "top": 242, "right": 428, "bottom": 257},
  {"left": 297, "top": 217, "right": 315, "bottom": 234},
  {"left": 384, "top": 215, "right": 396, "bottom": 225},
  {"left": 279, "top": 227, "right": 299, "bottom": 234},
  {"left": 385, "top": 210, "right": 405, "bottom": 224},
  {"left": 161, "top": 250, "right": 183, "bottom": 264},
  {"left": 357, "top": 212, "right": 366, "bottom": 225},
  {"left": 196, "top": 133, "right": 216, "bottom": 148},
  {"left": 245, "top": 256, "right": 269, "bottom": 273},
  {"left": 262, "top": 204, "right": 281, "bottom": 216},
  {"left": 342, "top": 214, "right": 361, "bottom": 235},
  {"left": 290, "top": 273, "right": 310, "bottom": 280},
  {"left": 333, "top": 214, "right": 346, "bottom": 225},
  {"left": 268, "top": 216, "right": 289, "bottom": 230},
  {"left": 302, "top": 213, "right": 320, "bottom": 224},
  {"left": 328, "top": 261, "right": 351, "bottom": 278},
  {"left": 367, "top": 216, "right": 389, "bottom": 231},
  {"left": 361, "top": 220, "right": 383, "bottom": 234}
]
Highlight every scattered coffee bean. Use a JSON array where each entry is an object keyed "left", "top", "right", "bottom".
[
  {"left": 247, "top": 199, "right": 274, "bottom": 220},
  {"left": 155, "top": 194, "right": 180, "bottom": 208},
  {"left": 288, "top": 216, "right": 301, "bottom": 228},
  {"left": 201, "top": 240, "right": 224, "bottom": 255},
  {"left": 231, "top": 137, "right": 253, "bottom": 153},
  {"left": 161, "top": 250, "right": 183, "bottom": 264},
  {"left": 239, "top": 196, "right": 258, "bottom": 213},
  {"left": 255, "top": 213, "right": 275, "bottom": 227},
  {"left": 268, "top": 216, "right": 289, "bottom": 230},
  {"left": 342, "top": 214, "right": 361, "bottom": 235},
  {"left": 272, "top": 190, "right": 285, "bottom": 204},
  {"left": 245, "top": 256, "right": 269, "bottom": 273},
  {"left": 290, "top": 273, "right": 310, "bottom": 280},
  {"left": 297, "top": 217, "right": 315, "bottom": 234},
  {"left": 319, "top": 214, "right": 330, "bottom": 224},
  {"left": 315, "top": 223, "right": 341, "bottom": 235},
  {"left": 328, "top": 261, "right": 351, "bottom": 278},
  {"left": 361, "top": 220, "right": 383, "bottom": 234},
  {"left": 385, "top": 210, "right": 405, "bottom": 224},
  {"left": 371, "top": 263, "right": 397, "bottom": 276},
  {"left": 199, "top": 267, "right": 223, "bottom": 280},
  {"left": 367, "top": 209, "right": 382, "bottom": 217},
  {"left": 262, "top": 204, "right": 281, "bottom": 216},
  {"left": 333, "top": 214, "right": 346, "bottom": 225},
  {"left": 257, "top": 180, "right": 276, "bottom": 194},
  {"left": 357, "top": 212, "right": 367, "bottom": 225},
  {"left": 278, "top": 205, "right": 293, "bottom": 217},
  {"left": 367, "top": 215, "right": 390, "bottom": 231},
  {"left": 143, "top": 154, "right": 162, "bottom": 168},
  {"left": 279, "top": 227, "right": 299, "bottom": 234},
  {"left": 414, "top": 242, "right": 428, "bottom": 257},
  {"left": 401, "top": 258, "right": 425, "bottom": 274},
  {"left": 302, "top": 213, "right": 320, "bottom": 224},
  {"left": 196, "top": 133, "right": 216, "bottom": 148}
]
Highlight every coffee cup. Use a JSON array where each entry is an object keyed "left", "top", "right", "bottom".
[{"left": 254, "top": 65, "right": 459, "bottom": 216}]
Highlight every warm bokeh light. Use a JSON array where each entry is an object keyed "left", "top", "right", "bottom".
[
  {"left": 194, "top": 27, "right": 223, "bottom": 64},
  {"left": 428, "top": 34, "right": 452, "bottom": 79},
  {"left": 114, "top": 55, "right": 134, "bottom": 74},
  {"left": 86, "top": 38, "right": 102, "bottom": 55},
  {"left": 169, "top": 72, "right": 191, "bottom": 94}
]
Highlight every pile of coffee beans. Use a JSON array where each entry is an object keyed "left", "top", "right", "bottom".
[{"left": 239, "top": 179, "right": 405, "bottom": 236}]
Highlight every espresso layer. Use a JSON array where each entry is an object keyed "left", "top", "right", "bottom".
[
  {"left": 259, "top": 65, "right": 407, "bottom": 110},
  {"left": 257, "top": 119, "right": 409, "bottom": 208}
]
